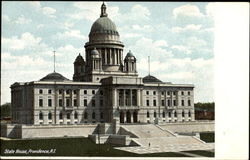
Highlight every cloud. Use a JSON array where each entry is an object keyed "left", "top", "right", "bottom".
[
  {"left": 132, "top": 24, "right": 153, "bottom": 32},
  {"left": 2, "top": 32, "right": 44, "bottom": 50},
  {"left": 171, "top": 45, "right": 192, "bottom": 54},
  {"left": 127, "top": 37, "right": 172, "bottom": 61},
  {"left": 173, "top": 4, "right": 204, "bottom": 18},
  {"left": 28, "top": 1, "right": 56, "bottom": 18},
  {"left": 15, "top": 15, "right": 32, "bottom": 24},
  {"left": 3, "top": 15, "right": 10, "bottom": 22},
  {"left": 172, "top": 24, "right": 202, "bottom": 33},
  {"left": 55, "top": 30, "right": 87, "bottom": 40}
]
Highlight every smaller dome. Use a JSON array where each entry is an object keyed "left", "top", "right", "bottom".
[
  {"left": 143, "top": 75, "right": 162, "bottom": 83},
  {"left": 74, "top": 53, "right": 84, "bottom": 63},
  {"left": 40, "top": 72, "right": 70, "bottom": 82},
  {"left": 125, "top": 50, "right": 135, "bottom": 58},
  {"left": 91, "top": 48, "right": 100, "bottom": 58}
]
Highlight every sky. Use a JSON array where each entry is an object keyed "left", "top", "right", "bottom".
[{"left": 1, "top": 1, "right": 215, "bottom": 104}]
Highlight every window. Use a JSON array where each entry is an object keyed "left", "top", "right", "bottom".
[
  {"left": 84, "top": 112, "right": 88, "bottom": 119},
  {"left": 146, "top": 100, "right": 149, "bottom": 106},
  {"left": 168, "top": 112, "right": 171, "bottom": 117},
  {"left": 84, "top": 90, "right": 87, "bottom": 94},
  {"left": 146, "top": 91, "right": 149, "bottom": 95},
  {"left": 66, "top": 90, "right": 70, "bottom": 95},
  {"left": 100, "top": 99, "right": 103, "bottom": 106},
  {"left": 161, "top": 100, "right": 165, "bottom": 106},
  {"left": 74, "top": 112, "right": 78, "bottom": 119},
  {"left": 92, "top": 112, "right": 95, "bottom": 119},
  {"left": 59, "top": 99, "right": 63, "bottom": 107},
  {"left": 188, "top": 100, "right": 191, "bottom": 106},
  {"left": 73, "top": 90, "right": 77, "bottom": 94},
  {"left": 59, "top": 112, "right": 63, "bottom": 119},
  {"left": 182, "top": 100, "right": 184, "bottom": 106},
  {"left": 66, "top": 99, "right": 70, "bottom": 107},
  {"left": 173, "top": 100, "right": 176, "bottom": 106},
  {"left": 48, "top": 90, "right": 52, "bottom": 94},
  {"left": 153, "top": 100, "right": 157, "bottom": 106},
  {"left": 73, "top": 99, "right": 77, "bottom": 106},
  {"left": 100, "top": 112, "right": 104, "bottom": 119},
  {"left": 188, "top": 91, "right": 190, "bottom": 95},
  {"left": 67, "top": 113, "right": 70, "bottom": 119},
  {"left": 182, "top": 111, "right": 185, "bottom": 117},
  {"left": 161, "top": 91, "right": 165, "bottom": 95},
  {"left": 153, "top": 91, "right": 156, "bottom": 95},
  {"left": 100, "top": 90, "right": 103, "bottom": 95},
  {"left": 39, "top": 112, "right": 43, "bottom": 120},
  {"left": 181, "top": 91, "right": 184, "bottom": 95},
  {"left": 48, "top": 112, "right": 52, "bottom": 120},
  {"left": 162, "top": 112, "right": 165, "bottom": 118},
  {"left": 173, "top": 91, "right": 176, "bottom": 95},
  {"left": 84, "top": 99, "right": 87, "bottom": 106},
  {"left": 39, "top": 99, "right": 43, "bottom": 107},
  {"left": 48, "top": 99, "right": 52, "bottom": 107},
  {"left": 188, "top": 111, "right": 191, "bottom": 117},
  {"left": 59, "top": 90, "right": 63, "bottom": 94},
  {"left": 168, "top": 100, "right": 171, "bottom": 106},
  {"left": 174, "top": 111, "right": 177, "bottom": 117},
  {"left": 92, "top": 100, "right": 95, "bottom": 107},
  {"left": 167, "top": 91, "right": 170, "bottom": 95},
  {"left": 147, "top": 111, "right": 150, "bottom": 118},
  {"left": 92, "top": 90, "right": 95, "bottom": 94},
  {"left": 154, "top": 112, "right": 156, "bottom": 118},
  {"left": 39, "top": 89, "right": 43, "bottom": 94}
]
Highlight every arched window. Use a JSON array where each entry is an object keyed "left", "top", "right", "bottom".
[
  {"left": 67, "top": 113, "right": 70, "bottom": 119},
  {"left": 92, "top": 112, "right": 95, "bottom": 119},
  {"left": 48, "top": 112, "right": 52, "bottom": 120},
  {"left": 188, "top": 111, "right": 191, "bottom": 117},
  {"left": 174, "top": 111, "right": 177, "bottom": 117},
  {"left": 182, "top": 111, "right": 185, "bottom": 117},
  {"left": 74, "top": 112, "right": 78, "bottom": 119},
  {"left": 162, "top": 112, "right": 165, "bottom": 118},
  {"left": 168, "top": 112, "right": 171, "bottom": 117},
  {"left": 59, "top": 112, "right": 62, "bottom": 119},
  {"left": 84, "top": 112, "right": 88, "bottom": 119},
  {"left": 39, "top": 112, "right": 43, "bottom": 120},
  {"left": 154, "top": 111, "right": 156, "bottom": 118},
  {"left": 147, "top": 111, "right": 150, "bottom": 118},
  {"left": 100, "top": 112, "right": 104, "bottom": 119}
]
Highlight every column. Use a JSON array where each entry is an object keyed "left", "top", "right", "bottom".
[
  {"left": 104, "top": 48, "right": 107, "bottom": 64},
  {"left": 71, "top": 90, "right": 74, "bottom": 107},
  {"left": 130, "top": 89, "right": 133, "bottom": 106},
  {"left": 109, "top": 48, "right": 112, "bottom": 65},
  {"left": 63, "top": 90, "right": 66, "bottom": 107},
  {"left": 112, "top": 88, "right": 117, "bottom": 107},
  {"left": 63, "top": 113, "right": 67, "bottom": 124},
  {"left": 70, "top": 112, "right": 74, "bottom": 124},
  {"left": 131, "top": 111, "right": 134, "bottom": 123},
  {"left": 177, "top": 109, "right": 182, "bottom": 122},
  {"left": 191, "top": 109, "right": 195, "bottom": 121},
  {"left": 56, "top": 111, "right": 60, "bottom": 124},
  {"left": 114, "top": 49, "right": 117, "bottom": 64},
  {"left": 171, "top": 110, "right": 175, "bottom": 122},
  {"left": 184, "top": 110, "right": 189, "bottom": 122},
  {"left": 137, "top": 89, "right": 140, "bottom": 106}
]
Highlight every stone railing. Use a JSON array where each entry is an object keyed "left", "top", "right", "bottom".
[{"left": 117, "top": 106, "right": 139, "bottom": 110}]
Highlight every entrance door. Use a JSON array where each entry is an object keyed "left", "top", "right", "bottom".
[
  {"left": 120, "top": 112, "right": 124, "bottom": 123},
  {"left": 133, "top": 112, "right": 138, "bottom": 123},
  {"left": 126, "top": 111, "right": 131, "bottom": 123}
]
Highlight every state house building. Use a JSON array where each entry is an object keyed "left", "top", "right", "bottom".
[{"left": 11, "top": 3, "right": 195, "bottom": 125}]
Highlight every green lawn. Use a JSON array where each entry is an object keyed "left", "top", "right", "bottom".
[
  {"left": 0, "top": 137, "right": 190, "bottom": 157},
  {"left": 200, "top": 132, "right": 215, "bottom": 143}
]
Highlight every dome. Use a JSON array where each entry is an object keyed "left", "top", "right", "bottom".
[
  {"left": 40, "top": 72, "right": 70, "bottom": 82},
  {"left": 143, "top": 75, "right": 163, "bottom": 83},
  {"left": 74, "top": 53, "right": 84, "bottom": 64},
  {"left": 125, "top": 50, "right": 135, "bottom": 58},
  {"left": 91, "top": 48, "right": 100, "bottom": 58},
  {"left": 90, "top": 17, "right": 119, "bottom": 36}
]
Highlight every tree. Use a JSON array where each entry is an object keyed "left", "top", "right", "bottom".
[{"left": 0, "top": 103, "right": 11, "bottom": 119}]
